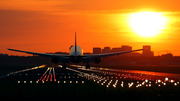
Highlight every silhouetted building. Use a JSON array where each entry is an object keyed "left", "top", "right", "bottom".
[
  {"left": 102, "top": 47, "right": 111, "bottom": 53},
  {"left": 162, "top": 53, "right": 173, "bottom": 58},
  {"left": 121, "top": 45, "right": 132, "bottom": 51},
  {"left": 131, "top": 52, "right": 142, "bottom": 57},
  {"left": 142, "top": 45, "right": 154, "bottom": 57},
  {"left": 121, "top": 45, "right": 132, "bottom": 56},
  {"left": 93, "top": 47, "right": 101, "bottom": 54},
  {"left": 111, "top": 47, "right": 121, "bottom": 52}
]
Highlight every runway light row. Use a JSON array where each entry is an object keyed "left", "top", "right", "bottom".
[
  {"left": 69, "top": 65, "right": 180, "bottom": 88},
  {"left": 0, "top": 65, "right": 45, "bottom": 79},
  {"left": 73, "top": 65, "right": 179, "bottom": 82},
  {"left": 38, "top": 67, "right": 57, "bottom": 82},
  {"left": 18, "top": 80, "right": 84, "bottom": 84}
]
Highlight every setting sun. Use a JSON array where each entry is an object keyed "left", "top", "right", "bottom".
[{"left": 129, "top": 12, "right": 167, "bottom": 38}]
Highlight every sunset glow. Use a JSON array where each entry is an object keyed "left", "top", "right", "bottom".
[
  {"left": 0, "top": 0, "right": 180, "bottom": 56},
  {"left": 129, "top": 12, "right": 167, "bottom": 38}
]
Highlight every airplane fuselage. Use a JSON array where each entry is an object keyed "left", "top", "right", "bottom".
[
  {"left": 69, "top": 45, "right": 83, "bottom": 63},
  {"left": 69, "top": 45, "right": 83, "bottom": 56}
]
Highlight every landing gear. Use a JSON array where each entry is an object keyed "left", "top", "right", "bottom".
[
  {"left": 62, "top": 64, "right": 66, "bottom": 69},
  {"left": 86, "top": 63, "right": 90, "bottom": 69}
]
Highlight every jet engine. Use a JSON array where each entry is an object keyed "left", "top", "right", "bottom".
[
  {"left": 94, "top": 57, "right": 101, "bottom": 64},
  {"left": 51, "top": 58, "right": 58, "bottom": 64}
]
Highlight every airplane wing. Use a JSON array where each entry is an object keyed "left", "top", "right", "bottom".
[
  {"left": 6, "top": 48, "right": 70, "bottom": 63},
  {"left": 82, "top": 49, "right": 143, "bottom": 63}
]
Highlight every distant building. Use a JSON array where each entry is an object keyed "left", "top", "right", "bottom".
[
  {"left": 162, "top": 53, "right": 173, "bottom": 58},
  {"left": 161, "top": 53, "right": 173, "bottom": 63},
  {"left": 93, "top": 47, "right": 101, "bottom": 54},
  {"left": 121, "top": 45, "right": 132, "bottom": 51},
  {"left": 142, "top": 45, "right": 154, "bottom": 57},
  {"left": 131, "top": 52, "right": 142, "bottom": 57},
  {"left": 102, "top": 47, "right": 111, "bottom": 53},
  {"left": 111, "top": 47, "right": 121, "bottom": 52}
]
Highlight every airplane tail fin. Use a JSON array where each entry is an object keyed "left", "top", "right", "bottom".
[{"left": 75, "top": 32, "right": 77, "bottom": 52}]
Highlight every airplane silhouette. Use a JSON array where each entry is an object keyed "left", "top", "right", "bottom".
[{"left": 7, "top": 32, "right": 143, "bottom": 69}]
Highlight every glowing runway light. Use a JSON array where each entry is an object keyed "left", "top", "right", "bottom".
[
  {"left": 46, "top": 75, "right": 50, "bottom": 81},
  {"left": 174, "top": 83, "right": 177, "bottom": 86},
  {"left": 165, "top": 77, "right": 168, "bottom": 81},
  {"left": 58, "top": 81, "right": 60, "bottom": 83},
  {"left": 24, "top": 81, "right": 26, "bottom": 83},
  {"left": 42, "top": 81, "right": 44, "bottom": 83},
  {"left": 70, "top": 81, "right": 72, "bottom": 83},
  {"left": 76, "top": 81, "right": 78, "bottom": 83},
  {"left": 30, "top": 81, "right": 32, "bottom": 83},
  {"left": 18, "top": 81, "right": 20, "bottom": 83},
  {"left": 171, "top": 80, "right": 174, "bottom": 83},
  {"left": 64, "top": 81, "right": 66, "bottom": 83},
  {"left": 158, "top": 80, "right": 161, "bottom": 83},
  {"left": 82, "top": 81, "right": 84, "bottom": 83},
  {"left": 36, "top": 81, "right": 38, "bottom": 83}
]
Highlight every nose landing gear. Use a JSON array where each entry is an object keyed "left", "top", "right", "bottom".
[
  {"left": 62, "top": 64, "right": 66, "bottom": 69},
  {"left": 86, "top": 63, "right": 90, "bottom": 69}
]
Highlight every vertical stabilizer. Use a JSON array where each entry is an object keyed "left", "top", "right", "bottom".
[{"left": 75, "top": 32, "right": 77, "bottom": 52}]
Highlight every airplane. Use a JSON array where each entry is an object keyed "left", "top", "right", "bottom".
[{"left": 7, "top": 32, "right": 143, "bottom": 69}]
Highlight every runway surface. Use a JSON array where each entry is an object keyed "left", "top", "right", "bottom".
[{"left": 0, "top": 65, "right": 180, "bottom": 100}]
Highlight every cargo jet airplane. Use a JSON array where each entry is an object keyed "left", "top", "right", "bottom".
[{"left": 7, "top": 32, "right": 143, "bottom": 69}]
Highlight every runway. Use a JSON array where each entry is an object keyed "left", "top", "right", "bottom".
[{"left": 0, "top": 65, "right": 180, "bottom": 100}]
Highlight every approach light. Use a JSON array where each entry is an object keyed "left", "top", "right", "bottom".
[
  {"left": 158, "top": 80, "right": 161, "bottom": 83},
  {"left": 171, "top": 80, "right": 174, "bottom": 83},
  {"left": 165, "top": 77, "right": 168, "bottom": 81}
]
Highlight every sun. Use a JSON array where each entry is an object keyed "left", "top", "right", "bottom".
[{"left": 129, "top": 12, "right": 167, "bottom": 38}]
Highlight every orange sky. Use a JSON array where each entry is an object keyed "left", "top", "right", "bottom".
[{"left": 1, "top": 0, "right": 180, "bottom": 56}]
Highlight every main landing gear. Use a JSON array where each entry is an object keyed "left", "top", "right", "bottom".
[
  {"left": 86, "top": 63, "right": 90, "bottom": 69},
  {"left": 62, "top": 64, "right": 66, "bottom": 69}
]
